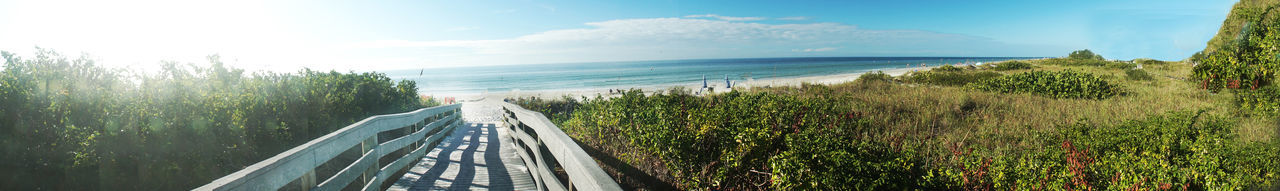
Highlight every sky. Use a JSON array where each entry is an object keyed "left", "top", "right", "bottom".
[{"left": 0, "top": 0, "right": 1238, "bottom": 72}]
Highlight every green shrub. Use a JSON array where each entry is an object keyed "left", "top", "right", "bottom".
[
  {"left": 1068, "top": 49, "right": 1105, "bottom": 60},
  {"left": 1236, "top": 85, "right": 1280, "bottom": 116},
  {"left": 1125, "top": 69, "right": 1154, "bottom": 81},
  {"left": 992, "top": 61, "right": 1032, "bottom": 71},
  {"left": 771, "top": 124, "right": 926, "bottom": 190},
  {"left": 1105, "top": 62, "right": 1137, "bottom": 70},
  {"left": 932, "top": 65, "right": 964, "bottom": 72},
  {"left": 531, "top": 89, "right": 931, "bottom": 190},
  {"left": 933, "top": 111, "right": 1280, "bottom": 190},
  {"left": 1133, "top": 58, "right": 1168, "bottom": 65},
  {"left": 857, "top": 71, "right": 894, "bottom": 84},
  {"left": 967, "top": 70, "right": 1121, "bottom": 99},
  {"left": 514, "top": 96, "right": 580, "bottom": 124},
  {"left": 1190, "top": 7, "right": 1280, "bottom": 91},
  {"left": 904, "top": 71, "right": 1002, "bottom": 86}
]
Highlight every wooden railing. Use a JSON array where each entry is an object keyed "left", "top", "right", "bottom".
[
  {"left": 499, "top": 102, "right": 624, "bottom": 191},
  {"left": 196, "top": 104, "right": 463, "bottom": 191}
]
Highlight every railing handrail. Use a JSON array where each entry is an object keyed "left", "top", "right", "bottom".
[
  {"left": 499, "top": 101, "right": 624, "bottom": 191},
  {"left": 197, "top": 103, "right": 463, "bottom": 191}
]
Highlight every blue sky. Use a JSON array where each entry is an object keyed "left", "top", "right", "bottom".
[{"left": 0, "top": 0, "right": 1238, "bottom": 71}]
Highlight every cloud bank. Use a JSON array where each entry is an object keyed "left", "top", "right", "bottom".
[{"left": 364, "top": 16, "right": 1065, "bottom": 68}]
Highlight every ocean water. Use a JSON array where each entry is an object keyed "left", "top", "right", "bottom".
[{"left": 382, "top": 57, "right": 1040, "bottom": 96}]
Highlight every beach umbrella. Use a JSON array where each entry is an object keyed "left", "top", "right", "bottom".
[
  {"left": 724, "top": 74, "right": 731, "bottom": 88},
  {"left": 703, "top": 75, "right": 708, "bottom": 89}
]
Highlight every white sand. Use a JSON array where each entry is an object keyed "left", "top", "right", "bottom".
[{"left": 441, "top": 66, "right": 931, "bottom": 102}]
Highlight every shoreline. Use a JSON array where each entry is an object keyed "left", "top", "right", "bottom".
[{"left": 437, "top": 66, "right": 936, "bottom": 101}]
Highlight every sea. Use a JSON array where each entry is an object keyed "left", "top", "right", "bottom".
[{"left": 382, "top": 57, "right": 1042, "bottom": 96}]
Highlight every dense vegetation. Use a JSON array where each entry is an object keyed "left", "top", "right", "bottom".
[
  {"left": 1202, "top": 0, "right": 1280, "bottom": 54},
  {"left": 992, "top": 61, "right": 1032, "bottom": 71},
  {"left": 1190, "top": 0, "right": 1280, "bottom": 128},
  {"left": 0, "top": 48, "right": 434, "bottom": 190},
  {"left": 903, "top": 67, "right": 1002, "bottom": 86},
  {"left": 515, "top": 52, "right": 1280, "bottom": 190},
  {"left": 937, "top": 111, "right": 1279, "bottom": 190},
  {"left": 1192, "top": 0, "right": 1280, "bottom": 91},
  {"left": 967, "top": 70, "right": 1122, "bottom": 99},
  {"left": 1236, "top": 85, "right": 1280, "bottom": 116}
]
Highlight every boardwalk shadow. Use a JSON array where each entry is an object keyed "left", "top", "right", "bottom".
[
  {"left": 446, "top": 123, "right": 482, "bottom": 190},
  {"left": 481, "top": 123, "right": 514, "bottom": 190},
  {"left": 412, "top": 123, "right": 479, "bottom": 190},
  {"left": 407, "top": 123, "right": 518, "bottom": 190}
]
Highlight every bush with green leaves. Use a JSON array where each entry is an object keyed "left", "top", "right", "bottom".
[
  {"left": 931, "top": 111, "right": 1280, "bottom": 190},
  {"left": 992, "top": 61, "right": 1032, "bottom": 71},
  {"left": 0, "top": 49, "right": 433, "bottom": 190},
  {"left": 1105, "top": 62, "right": 1137, "bottom": 70},
  {"left": 770, "top": 123, "right": 926, "bottom": 190},
  {"left": 1191, "top": 3, "right": 1280, "bottom": 91},
  {"left": 1125, "top": 68, "right": 1154, "bottom": 81},
  {"left": 932, "top": 64, "right": 964, "bottom": 72},
  {"left": 1133, "top": 58, "right": 1168, "bottom": 65},
  {"left": 967, "top": 70, "right": 1121, "bottom": 99},
  {"left": 513, "top": 95, "right": 580, "bottom": 124},
  {"left": 904, "top": 70, "right": 1002, "bottom": 86},
  {"left": 1068, "top": 49, "right": 1105, "bottom": 60},
  {"left": 1236, "top": 85, "right": 1280, "bottom": 116},
  {"left": 857, "top": 71, "right": 894, "bottom": 84}
]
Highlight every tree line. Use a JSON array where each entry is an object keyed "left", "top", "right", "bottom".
[{"left": 0, "top": 48, "right": 435, "bottom": 190}]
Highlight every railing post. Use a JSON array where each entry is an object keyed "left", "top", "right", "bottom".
[
  {"left": 300, "top": 170, "right": 316, "bottom": 191},
  {"left": 361, "top": 134, "right": 379, "bottom": 185}
]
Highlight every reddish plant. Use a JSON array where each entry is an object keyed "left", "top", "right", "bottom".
[
  {"left": 948, "top": 142, "right": 992, "bottom": 191},
  {"left": 1061, "top": 140, "right": 1094, "bottom": 191}
]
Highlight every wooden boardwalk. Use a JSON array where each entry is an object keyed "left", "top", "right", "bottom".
[{"left": 389, "top": 101, "right": 537, "bottom": 191}]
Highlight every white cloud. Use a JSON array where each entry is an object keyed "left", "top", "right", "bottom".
[
  {"left": 359, "top": 17, "right": 1065, "bottom": 68},
  {"left": 777, "top": 16, "right": 810, "bottom": 21},
  {"left": 684, "top": 14, "right": 768, "bottom": 21}
]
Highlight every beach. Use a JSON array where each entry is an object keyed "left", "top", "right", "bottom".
[{"left": 451, "top": 66, "right": 929, "bottom": 101}]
